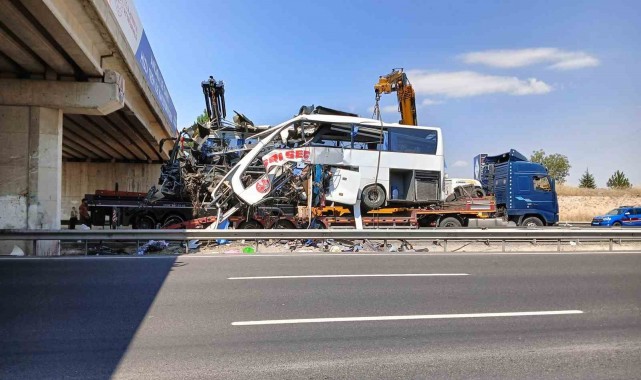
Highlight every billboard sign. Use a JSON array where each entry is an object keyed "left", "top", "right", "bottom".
[{"left": 107, "top": 0, "right": 178, "bottom": 134}]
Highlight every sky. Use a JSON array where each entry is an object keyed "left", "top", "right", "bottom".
[{"left": 136, "top": 0, "right": 641, "bottom": 186}]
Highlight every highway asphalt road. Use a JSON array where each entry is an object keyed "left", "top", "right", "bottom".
[{"left": 1, "top": 252, "right": 640, "bottom": 379}]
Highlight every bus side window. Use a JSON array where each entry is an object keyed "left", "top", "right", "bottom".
[{"left": 369, "top": 131, "right": 388, "bottom": 151}]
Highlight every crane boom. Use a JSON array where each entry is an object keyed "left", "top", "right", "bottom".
[{"left": 374, "top": 68, "right": 417, "bottom": 125}]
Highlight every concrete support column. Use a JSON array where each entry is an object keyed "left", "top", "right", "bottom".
[{"left": 0, "top": 106, "right": 62, "bottom": 256}]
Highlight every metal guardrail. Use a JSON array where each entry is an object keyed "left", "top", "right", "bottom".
[
  {"left": 1, "top": 228, "right": 641, "bottom": 241},
  {"left": 1, "top": 228, "right": 641, "bottom": 254},
  {"left": 1, "top": 228, "right": 640, "bottom": 241}
]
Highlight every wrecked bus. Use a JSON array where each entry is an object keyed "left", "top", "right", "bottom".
[
  {"left": 205, "top": 112, "right": 501, "bottom": 229},
  {"left": 212, "top": 114, "right": 444, "bottom": 212}
]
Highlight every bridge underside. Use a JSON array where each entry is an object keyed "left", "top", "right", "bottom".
[
  {"left": 62, "top": 109, "right": 164, "bottom": 163},
  {"left": 0, "top": 0, "right": 175, "bottom": 255}
]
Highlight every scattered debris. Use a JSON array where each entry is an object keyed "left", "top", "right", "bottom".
[{"left": 137, "top": 240, "right": 169, "bottom": 255}]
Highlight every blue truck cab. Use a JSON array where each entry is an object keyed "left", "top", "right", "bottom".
[{"left": 474, "top": 150, "right": 559, "bottom": 226}]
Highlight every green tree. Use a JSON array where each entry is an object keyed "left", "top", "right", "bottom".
[
  {"left": 530, "top": 150, "right": 571, "bottom": 184},
  {"left": 606, "top": 170, "right": 631, "bottom": 189},
  {"left": 195, "top": 109, "right": 209, "bottom": 124},
  {"left": 578, "top": 168, "right": 596, "bottom": 189}
]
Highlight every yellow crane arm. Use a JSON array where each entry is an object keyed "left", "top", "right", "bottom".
[{"left": 374, "top": 68, "right": 418, "bottom": 126}]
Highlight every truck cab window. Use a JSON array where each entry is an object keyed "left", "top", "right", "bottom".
[{"left": 533, "top": 176, "right": 551, "bottom": 192}]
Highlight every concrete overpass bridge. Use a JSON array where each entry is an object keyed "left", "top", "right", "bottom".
[{"left": 0, "top": 0, "right": 179, "bottom": 254}]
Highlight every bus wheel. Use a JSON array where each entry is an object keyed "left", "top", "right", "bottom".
[
  {"left": 361, "top": 184, "right": 385, "bottom": 210},
  {"left": 439, "top": 217, "right": 462, "bottom": 228},
  {"left": 135, "top": 214, "right": 156, "bottom": 229}
]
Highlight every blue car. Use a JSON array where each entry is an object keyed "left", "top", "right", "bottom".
[{"left": 591, "top": 206, "right": 641, "bottom": 227}]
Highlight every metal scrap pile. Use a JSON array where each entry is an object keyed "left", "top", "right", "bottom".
[{"left": 146, "top": 76, "right": 269, "bottom": 213}]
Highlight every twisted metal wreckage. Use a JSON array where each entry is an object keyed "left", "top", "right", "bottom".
[{"left": 147, "top": 77, "right": 359, "bottom": 227}]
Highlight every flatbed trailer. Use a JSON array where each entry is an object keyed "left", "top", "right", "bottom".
[
  {"left": 163, "top": 197, "right": 497, "bottom": 230},
  {"left": 85, "top": 190, "right": 215, "bottom": 229}
]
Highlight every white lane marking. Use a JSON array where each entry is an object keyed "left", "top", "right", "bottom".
[
  {"left": 228, "top": 273, "right": 469, "bottom": 280},
  {"left": 232, "top": 310, "right": 584, "bottom": 326}
]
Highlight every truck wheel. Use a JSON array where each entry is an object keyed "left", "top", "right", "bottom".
[
  {"left": 361, "top": 184, "right": 385, "bottom": 210},
  {"left": 439, "top": 217, "right": 462, "bottom": 228},
  {"left": 521, "top": 216, "right": 543, "bottom": 227},
  {"left": 134, "top": 214, "right": 156, "bottom": 229}
]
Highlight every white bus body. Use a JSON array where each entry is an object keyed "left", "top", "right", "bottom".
[{"left": 220, "top": 114, "right": 444, "bottom": 209}]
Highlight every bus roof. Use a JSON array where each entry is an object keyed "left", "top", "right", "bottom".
[{"left": 295, "top": 114, "right": 441, "bottom": 132}]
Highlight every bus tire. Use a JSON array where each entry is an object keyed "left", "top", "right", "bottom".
[
  {"left": 521, "top": 216, "right": 543, "bottom": 227},
  {"left": 439, "top": 217, "right": 462, "bottom": 228},
  {"left": 361, "top": 184, "right": 386, "bottom": 210}
]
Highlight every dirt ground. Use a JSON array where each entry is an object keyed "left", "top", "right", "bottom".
[{"left": 556, "top": 185, "right": 641, "bottom": 222}]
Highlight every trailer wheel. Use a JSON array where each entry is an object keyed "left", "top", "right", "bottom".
[
  {"left": 134, "top": 214, "right": 156, "bottom": 229},
  {"left": 521, "top": 216, "right": 543, "bottom": 227},
  {"left": 162, "top": 214, "right": 185, "bottom": 228},
  {"left": 439, "top": 217, "right": 462, "bottom": 228},
  {"left": 361, "top": 184, "right": 385, "bottom": 210},
  {"left": 274, "top": 219, "right": 297, "bottom": 229},
  {"left": 238, "top": 220, "right": 263, "bottom": 229}
]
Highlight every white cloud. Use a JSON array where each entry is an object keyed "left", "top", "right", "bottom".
[
  {"left": 407, "top": 70, "right": 552, "bottom": 98},
  {"left": 452, "top": 160, "right": 469, "bottom": 168},
  {"left": 461, "top": 48, "right": 599, "bottom": 70},
  {"left": 367, "top": 104, "right": 400, "bottom": 114},
  {"left": 380, "top": 105, "right": 399, "bottom": 113},
  {"left": 420, "top": 99, "right": 442, "bottom": 106}
]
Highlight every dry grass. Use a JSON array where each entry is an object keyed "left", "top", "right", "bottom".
[
  {"left": 556, "top": 184, "right": 641, "bottom": 197},
  {"left": 558, "top": 186, "right": 641, "bottom": 221}
]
